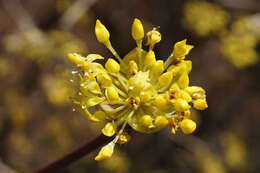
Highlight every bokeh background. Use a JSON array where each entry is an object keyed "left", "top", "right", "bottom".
[{"left": 0, "top": 0, "right": 260, "bottom": 172}]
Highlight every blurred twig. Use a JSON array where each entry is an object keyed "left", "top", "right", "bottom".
[
  {"left": 2, "top": 0, "right": 39, "bottom": 32},
  {"left": 2, "top": 0, "right": 47, "bottom": 44},
  {"left": 218, "top": 0, "right": 260, "bottom": 11},
  {"left": 0, "top": 160, "right": 17, "bottom": 173},
  {"left": 58, "top": 0, "right": 98, "bottom": 30},
  {"left": 33, "top": 134, "right": 112, "bottom": 173}
]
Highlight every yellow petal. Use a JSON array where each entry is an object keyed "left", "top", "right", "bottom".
[
  {"left": 102, "top": 122, "right": 117, "bottom": 136},
  {"left": 86, "top": 54, "right": 104, "bottom": 62},
  {"left": 83, "top": 109, "right": 104, "bottom": 122},
  {"left": 87, "top": 97, "right": 105, "bottom": 106},
  {"left": 146, "top": 29, "right": 161, "bottom": 46},
  {"left": 105, "top": 87, "right": 119, "bottom": 104},
  {"left": 185, "top": 86, "right": 206, "bottom": 99},
  {"left": 85, "top": 81, "right": 102, "bottom": 95},
  {"left": 97, "top": 73, "right": 112, "bottom": 86}
]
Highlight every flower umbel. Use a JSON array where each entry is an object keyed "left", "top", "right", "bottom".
[{"left": 67, "top": 18, "right": 208, "bottom": 161}]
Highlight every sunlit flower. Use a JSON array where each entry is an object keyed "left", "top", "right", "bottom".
[{"left": 67, "top": 18, "right": 208, "bottom": 160}]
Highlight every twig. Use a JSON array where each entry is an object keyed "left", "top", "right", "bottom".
[
  {"left": 33, "top": 134, "right": 112, "bottom": 173},
  {"left": 0, "top": 160, "right": 17, "bottom": 173},
  {"left": 2, "top": 0, "right": 39, "bottom": 32},
  {"left": 58, "top": 0, "right": 98, "bottom": 30}
]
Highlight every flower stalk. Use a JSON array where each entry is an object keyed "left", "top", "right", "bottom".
[{"left": 33, "top": 134, "right": 112, "bottom": 173}]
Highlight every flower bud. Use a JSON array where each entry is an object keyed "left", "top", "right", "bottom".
[
  {"left": 173, "top": 39, "right": 193, "bottom": 60},
  {"left": 95, "top": 19, "right": 110, "bottom": 43},
  {"left": 140, "top": 91, "right": 152, "bottom": 102},
  {"left": 154, "top": 116, "right": 168, "bottom": 128},
  {"left": 180, "top": 119, "right": 196, "bottom": 134},
  {"left": 105, "top": 87, "right": 119, "bottom": 103},
  {"left": 131, "top": 18, "right": 144, "bottom": 41},
  {"left": 140, "top": 115, "right": 153, "bottom": 128},
  {"left": 185, "top": 86, "right": 206, "bottom": 99},
  {"left": 145, "top": 50, "right": 156, "bottom": 66},
  {"left": 105, "top": 58, "right": 120, "bottom": 73},
  {"left": 67, "top": 53, "right": 86, "bottom": 67},
  {"left": 95, "top": 142, "right": 115, "bottom": 161},
  {"left": 193, "top": 99, "right": 208, "bottom": 110},
  {"left": 159, "top": 72, "right": 173, "bottom": 86},
  {"left": 154, "top": 95, "right": 167, "bottom": 108},
  {"left": 128, "top": 60, "right": 138, "bottom": 75},
  {"left": 177, "top": 72, "right": 189, "bottom": 89},
  {"left": 180, "top": 90, "right": 192, "bottom": 102},
  {"left": 153, "top": 60, "right": 164, "bottom": 74},
  {"left": 173, "top": 98, "right": 190, "bottom": 112}
]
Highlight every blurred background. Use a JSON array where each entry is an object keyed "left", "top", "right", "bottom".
[{"left": 0, "top": 0, "right": 260, "bottom": 172}]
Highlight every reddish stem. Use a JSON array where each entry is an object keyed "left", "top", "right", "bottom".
[{"left": 33, "top": 134, "right": 111, "bottom": 173}]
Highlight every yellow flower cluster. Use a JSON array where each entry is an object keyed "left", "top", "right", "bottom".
[
  {"left": 183, "top": 1, "right": 260, "bottom": 69},
  {"left": 220, "top": 17, "right": 260, "bottom": 69},
  {"left": 183, "top": 1, "right": 230, "bottom": 37},
  {"left": 67, "top": 18, "right": 208, "bottom": 161}
]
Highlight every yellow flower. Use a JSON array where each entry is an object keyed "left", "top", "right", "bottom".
[
  {"left": 146, "top": 28, "right": 161, "bottom": 49},
  {"left": 183, "top": 1, "right": 230, "bottom": 37},
  {"left": 105, "top": 58, "right": 120, "bottom": 73},
  {"left": 67, "top": 18, "right": 208, "bottom": 161},
  {"left": 117, "top": 132, "right": 131, "bottom": 145}
]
